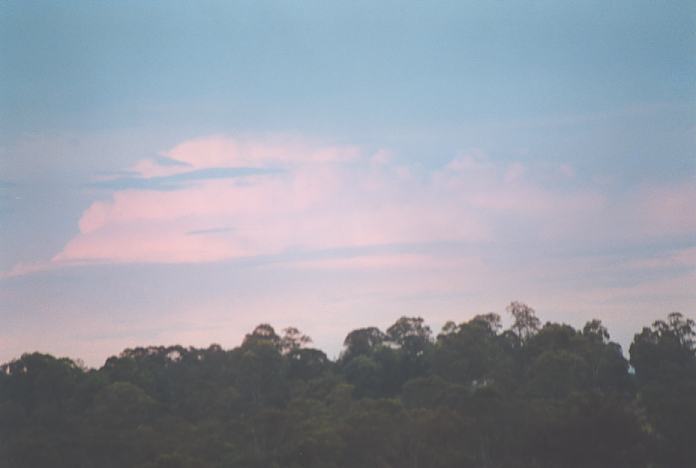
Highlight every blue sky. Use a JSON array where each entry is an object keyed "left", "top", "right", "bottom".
[{"left": 1, "top": 1, "right": 695, "bottom": 365}]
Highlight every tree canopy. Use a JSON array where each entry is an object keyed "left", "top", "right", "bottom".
[{"left": 0, "top": 303, "right": 693, "bottom": 468}]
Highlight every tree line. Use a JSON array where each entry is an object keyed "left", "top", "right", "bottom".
[{"left": 1, "top": 302, "right": 694, "bottom": 468}]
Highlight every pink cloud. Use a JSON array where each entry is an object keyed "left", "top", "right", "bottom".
[
  {"left": 47, "top": 139, "right": 498, "bottom": 267},
  {"left": 559, "top": 163, "right": 576, "bottom": 178},
  {"left": 638, "top": 181, "right": 696, "bottom": 236},
  {"left": 370, "top": 149, "right": 393, "bottom": 166},
  {"left": 54, "top": 221, "right": 243, "bottom": 264},
  {"left": 278, "top": 252, "right": 494, "bottom": 274},
  {"left": 7, "top": 136, "right": 694, "bottom": 277},
  {"left": 130, "top": 158, "right": 190, "bottom": 179},
  {"left": 129, "top": 135, "right": 362, "bottom": 179},
  {"left": 618, "top": 247, "right": 696, "bottom": 270},
  {"left": 503, "top": 162, "right": 526, "bottom": 183}
]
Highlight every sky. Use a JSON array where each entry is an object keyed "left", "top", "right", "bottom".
[{"left": 1, "top": 1, "right": 695, "bottom": 366}]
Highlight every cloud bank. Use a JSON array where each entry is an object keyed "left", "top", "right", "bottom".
[{"left": 3, "top": 134, "right": 691, "bottom": 277}]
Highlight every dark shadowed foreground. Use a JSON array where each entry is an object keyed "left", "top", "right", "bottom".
[{"left": 1, "top": 303, "right": 694, "bottom": 468}]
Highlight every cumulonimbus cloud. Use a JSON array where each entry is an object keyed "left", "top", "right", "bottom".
[
  {"left": 52, "top": 136, "right": 491, "bottom": 266},
  {"left": 5, "top": 134, "right": 694, "bottom": 277}
]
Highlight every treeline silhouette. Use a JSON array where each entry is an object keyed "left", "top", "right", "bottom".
[{"left": 1, "top": 303, "right": 695, "bottom": 468}]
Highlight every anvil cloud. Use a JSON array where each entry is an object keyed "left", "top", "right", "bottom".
[{"left": 49, "top": 135, "right": 613, "bottom": 268}]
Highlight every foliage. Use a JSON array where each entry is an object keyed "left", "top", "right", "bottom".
[{"left": 0, "top": 305, "right": 693, "bottom": 467}]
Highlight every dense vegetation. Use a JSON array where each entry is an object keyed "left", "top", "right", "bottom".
[{"left": 1, "top": 303, "right": 694, "bottom": 468}]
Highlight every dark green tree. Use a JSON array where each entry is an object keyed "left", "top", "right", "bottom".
[{"left": 630, "top": 312, "right": 696, "bottom": 466}]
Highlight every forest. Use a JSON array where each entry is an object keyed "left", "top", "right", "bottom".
[{"left": 1, "top": 303, "right": 694, "bottom": 468}]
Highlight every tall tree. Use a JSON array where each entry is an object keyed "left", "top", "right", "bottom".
[
  {"left": 341, "top": 327, "right": 386, "bottom": 362},
  {"left": 243, "top": 323, "right": 282, "bottom": 350},
  {"left": 506, "top": 301, "right": 541, "bottom": 344},
  {"left": 280, "top": 327, "right": 312, "bottom": 355},
  {"left": 386, "top": 316, "right": 433, "bottom": 356}
]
